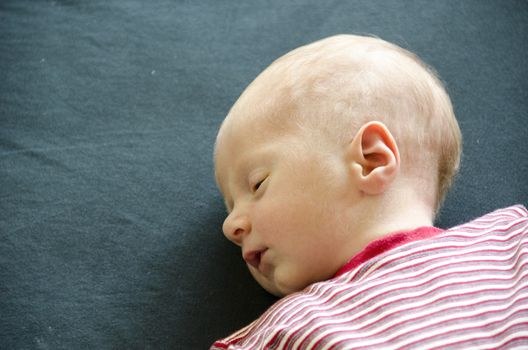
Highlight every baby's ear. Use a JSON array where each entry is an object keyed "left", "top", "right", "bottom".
[{"left": 347, "top": 121, "right": 400, "bottom": 195}]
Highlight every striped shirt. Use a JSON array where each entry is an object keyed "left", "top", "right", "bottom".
[{"left": 211, "top": 205, "right": 528, "bottom": 349}]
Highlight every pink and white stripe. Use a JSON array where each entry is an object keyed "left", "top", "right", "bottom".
[{"left": 211, "top": 205, "right": 528, "bottom": 349}]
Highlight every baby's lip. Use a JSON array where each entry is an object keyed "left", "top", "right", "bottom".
[{"left": 243, "top": 248, "right": 268, "bottom": 270}]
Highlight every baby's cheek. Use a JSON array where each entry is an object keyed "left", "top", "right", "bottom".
[{"left": 254, "top": 197, "right": 305, "bottom": 239}]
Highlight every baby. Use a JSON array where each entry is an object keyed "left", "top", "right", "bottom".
[{"left": 212, "top": 35, "right": 528, "bottom": 349}]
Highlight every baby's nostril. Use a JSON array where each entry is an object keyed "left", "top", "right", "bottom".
[{"left": 233, "top": 227, "right": 245, "bottom": 238}]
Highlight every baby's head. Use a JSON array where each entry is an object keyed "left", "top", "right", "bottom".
[{"left": 214, "top": 35, "right": 461, "bottom": 296}]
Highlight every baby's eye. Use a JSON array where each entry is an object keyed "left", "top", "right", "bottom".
[{"left": 251, "top": 177, "right": 267, "bottom": 193}]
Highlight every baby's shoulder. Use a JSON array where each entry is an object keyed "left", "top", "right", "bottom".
[{"left": 446, "top": 204, "right": 528, "bottom": 233}]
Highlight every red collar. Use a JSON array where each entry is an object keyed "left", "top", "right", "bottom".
[{"left": 334, "top": 226, "right": 444, "bottom": 278}]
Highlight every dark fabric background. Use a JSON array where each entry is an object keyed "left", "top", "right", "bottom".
[{"left": 1, "top": 1, "right": 526, "bottom": 349}]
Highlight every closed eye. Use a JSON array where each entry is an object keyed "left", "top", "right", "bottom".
[{"left": 252, "top": 176, "right": 267, "bottom": 193}]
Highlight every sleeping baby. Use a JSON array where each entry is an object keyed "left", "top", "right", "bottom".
[{"left": 211, "top": 35, "right": 528, "bottom": 349}]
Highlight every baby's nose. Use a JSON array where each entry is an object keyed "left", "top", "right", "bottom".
[{"left": 222, "top": 213, "right": 251, "bottom": 246}]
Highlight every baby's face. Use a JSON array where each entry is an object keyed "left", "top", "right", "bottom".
[{"left": 214, "top": 112, "right": 362, "bottom": 296}]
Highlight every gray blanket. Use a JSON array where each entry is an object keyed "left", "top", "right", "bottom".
[{"left": 1, "top": 1, "right": 526, "bottom": 348}]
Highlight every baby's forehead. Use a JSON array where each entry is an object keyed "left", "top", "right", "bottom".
[
  {"left": 217, "top": 82, "right": 303, "bottom": 141},
  {"left": 213, "top": 116, "right": 292, "bottom": 193},
  {"left": 214, "top": 115, "right": 267, "bottom": 169},
  {"left": 214, "top": 113, "right": 281, "bottom": 161}
]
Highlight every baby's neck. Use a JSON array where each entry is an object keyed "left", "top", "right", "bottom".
[
  {"left": 354, "top": 187, "right": 435, "bottom": 247},
  {"left": 369, "top": 204, "right": 433, "bottom": 240}
]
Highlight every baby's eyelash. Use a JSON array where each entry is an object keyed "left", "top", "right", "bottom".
[
  {"left": 252, "top": 177, "right": 267, "bottom": 193},
  {"left": 252, "top": 179, "right": 264, "bottom": 192}
]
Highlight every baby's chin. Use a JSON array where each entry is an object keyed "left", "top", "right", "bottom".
[{"left": 250, "top": 267, "right": 306, "bottom": 297}]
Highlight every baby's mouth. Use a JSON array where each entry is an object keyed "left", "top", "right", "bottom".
[{"left": 243, "top": 249, "right": 268, "bottom": 270}]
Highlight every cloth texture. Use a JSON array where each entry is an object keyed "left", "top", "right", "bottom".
[
  {"left": 1, "top": 1, "right": 527, "bottom": 349},
  {"left": 334, "top": 226, "right": 444, "bottom": 277},
  {"left": 212, "top": 205, "right": 528, "bottom": 349}
]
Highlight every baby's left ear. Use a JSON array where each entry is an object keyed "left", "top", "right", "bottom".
[{"left": 347, "top": 121, "right": 400, "bottom": 195}]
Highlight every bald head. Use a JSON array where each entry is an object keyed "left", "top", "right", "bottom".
[{"left": 217, "top": 34, "right": 461, "bottom": 214}]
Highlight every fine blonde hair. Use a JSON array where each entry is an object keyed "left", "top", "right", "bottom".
[{"left": 226, "top": 34, "right": 462, "bottom": 215}]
